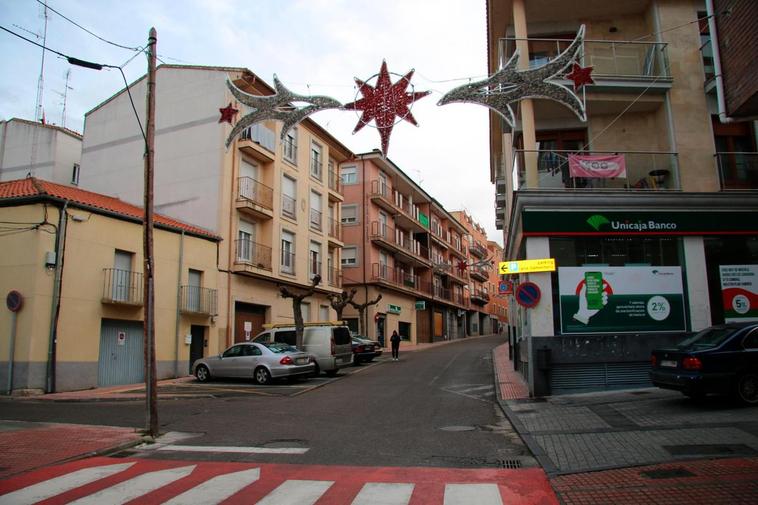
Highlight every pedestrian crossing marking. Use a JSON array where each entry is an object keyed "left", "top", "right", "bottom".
[
  {"left": 162, "top": 468, "right": 260, "bottom": 505},
  {"left": 351, "top": 482, "right": 415, "bottom": 505},
  {"left": 256, "top": 479, "right": 334, "bottom": 505},
  {"left": 0, "top": 462, "right": 134, "bottom": 505},
  {"left": 67, "top": 465, "right": 195, "bottom": 505},
  {"left": 444, "top": 483, "right": 503, "bottom": 504}
]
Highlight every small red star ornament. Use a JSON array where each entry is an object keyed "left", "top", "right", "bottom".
[
  {"left": 218, "top": 103, "right": 239, "bottom": 124},
  {"left": 344, "top": 61, "right": 430, "bottom": 156},
  {"left": 457, "top": 261, "right": 468, "bottom": 275},
  {"left": 565, "top": 63, "right": 594, "bottom": 91}
]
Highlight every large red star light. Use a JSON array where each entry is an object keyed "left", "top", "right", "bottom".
[
  {"left": 218, "top": 103, "right": 239, "bottom": 124},
  {"left": 343, "top": 61, "right": 430, "bottom": 156},
  {"left": 565, "top": 63, "right": 594, "bottom": 91}
]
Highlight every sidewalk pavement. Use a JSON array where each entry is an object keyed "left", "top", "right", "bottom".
[
  {"left": 0, "top": 420, "right": 145, "bottom": 480},
  {"left": 491, "top": 342, "right": 758, "bottom": 504}
]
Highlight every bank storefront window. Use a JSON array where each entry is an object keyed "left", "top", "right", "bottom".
[
  {"left": 704, "top": 236, "right": 758, "bottom": 325},
  {"left": 551, "top": 237, "right": 680, "bottom": 267}
]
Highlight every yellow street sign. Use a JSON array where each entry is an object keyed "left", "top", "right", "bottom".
[{"left": 499, "top": 258, "right": 556, "bottom": 275}]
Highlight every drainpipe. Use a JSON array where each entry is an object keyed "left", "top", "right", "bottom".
[
  {"left": 705, "top": 0, "right": 737, "bottom": 124},
  {"left": 173, "top": 230, "right": 184, "bottom": 377},
  {"left": 46, "top": 201, "right": 68, "bottom": 393}
]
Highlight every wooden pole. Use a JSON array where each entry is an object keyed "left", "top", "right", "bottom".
[{"left": 144, "top": 27, "right": 158, "bottom": 437}]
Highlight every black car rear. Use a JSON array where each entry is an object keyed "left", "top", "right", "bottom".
[{"left": 650, "top": 322, "right": 758, "bottom": 403}]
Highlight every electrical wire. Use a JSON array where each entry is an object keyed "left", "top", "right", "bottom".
[
  {"left": 34, "top": 0, "right": 142, "bottom": 51},
  {"left": 1, "top": 24, "right": 147, "bottom": 142}
]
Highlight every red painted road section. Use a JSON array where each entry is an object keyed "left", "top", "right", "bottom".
[{"left": 0, "top": 456, "right": 559, "bottom": 504}]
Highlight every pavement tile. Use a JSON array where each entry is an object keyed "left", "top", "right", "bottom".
[{"left": 492, "top": 344, "right": 529, "bottom": 400}]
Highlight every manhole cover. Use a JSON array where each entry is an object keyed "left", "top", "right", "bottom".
[
  {"left": 641, "top": 467, "right": 696, "bottom": 479},
  {"left": 664, "top": 444, "right": 758, "bottom": 457},
  {"left": 439, "top": 426, "right": 476, "bottom": 432}
]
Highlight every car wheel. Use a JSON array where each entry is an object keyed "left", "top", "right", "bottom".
[
  {"left": 254, "top": 367, "right": 271, "bottom": 385},
  {"left": 312, "top": 363, "right": 321, "bottom": 377},
  {"left": 195, "top": 365, "right": 210, "bottom": 383},
  {"left": 735, "top": 372, "right": 758, "bottom": 405}
]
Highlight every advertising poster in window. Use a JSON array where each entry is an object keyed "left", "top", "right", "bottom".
[
  {"left": 559, "top": 267, "right": 686, "bottom": 333},
  {"left": 719, "top": 265, "right": 758, "bottom": 322}
]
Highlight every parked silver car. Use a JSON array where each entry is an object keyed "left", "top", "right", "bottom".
[{"left": 193, "top": 341, "right": 314, "bottom": 385}]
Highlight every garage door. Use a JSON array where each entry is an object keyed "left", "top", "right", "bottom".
[{"left": 98, "top": 319, "right": 144, "bottom": 386}]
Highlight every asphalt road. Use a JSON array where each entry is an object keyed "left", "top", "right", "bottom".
[{"left": 1, "top": 335, "right": 535, "bottom": 469}]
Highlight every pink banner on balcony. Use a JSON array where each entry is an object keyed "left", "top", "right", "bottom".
[{"left": 568, "top": 154, "right": 627, "bottom": 178}]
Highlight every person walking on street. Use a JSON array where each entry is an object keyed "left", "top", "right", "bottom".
[{"left": 390, "top": 330, "right": 401, "bottom": 361}]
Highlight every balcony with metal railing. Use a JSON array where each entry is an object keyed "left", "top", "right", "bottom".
[
  {"left": 236, "top": 177, "right": 274, "bottom": 219},
  {"left": 371, "top": 263, "right": 428, "bottom": 296},
  {"left": 470, "top": 289, "right": 490, "bottom": 306},
  {"left": 716, "top": 153, "right": 758, "bottom": 190},
  {"left": 179, "top": 286, "right": 218, "bottom": 316},
  {"left": 369, "top": 179, "right": 395, "bottom": 213},
  {"left": 328, "top": 170, "right": 342, "bottom": 196},
  {"left": 327, "top": 267, "right": 342, "bottom": 288},
  {"left": 513, "top": 150, "right": 680, "bottom": 191},
  {"left": 469, "top": 240, "right": 487, "bottom": 258},
  {"left": 328, "top": 217, "right": 342, "bottom": 244},
  {"left": 370, "top": 221, "right": 430, "bottom": 267},
  {"left": 102, "top": 268, "right": 143, "bottom": 306},
  {"left": 469, "top": 264, "right": 489, "bottom": 282},
  {"left": 238, "top": 123, "right": 276, "bottom": 162},
  {"left": 234, "top": 239, "right": 272, "bottom": 272},
  {"left": 499, "top": 37, "right": 671, "bottom": 90}
]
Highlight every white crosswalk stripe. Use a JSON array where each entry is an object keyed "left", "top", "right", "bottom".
[
  {"left": 162, "top": 468, "right": 260, "bottom": 505},
  {"left": 443, "top": 483, "right": 503, "bottom": 505},
  {"left": 0, "top": 463, "right": 134, "bottom": 505},
  {"left": 256, "top": 479, "right": 334, "bottom": 505},
  {"left": 351, "top": 482, "right": 415, "bottom": 505},
  {"left": 457, "top": 385, "right": 495, "bottom": 394},
  {"left": 67, "top": 465, "right": 196, "bottom": 505}
]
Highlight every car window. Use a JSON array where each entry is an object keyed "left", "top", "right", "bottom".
[
  {"left": 241, "top": 345, "right": 262, "bottom": 356},
  {"left": 262, "top": 342, "right": 297, "bottom": 353},
  {"left": 274, "top": 330, "right": 297, "bottom": 346},
  {"left": 676, "top": 326, "right": 734, "bottom": 350},
  {"left": 253, "top": 331, "right": 271, "bottom": 343},
  {"left": 743, "top": 328, "right": 758, "bottom": 350},
  {"left": 222, "top": 345, "right": 243, "bottom": 358},
  {"left": 333, "top": 326, "right": 351, "bottom": 345}
]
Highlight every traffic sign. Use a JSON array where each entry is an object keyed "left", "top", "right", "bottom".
[
  {"left": 499, "top": 258, "right": 556, "bottom": 275},
  {"left": 515, "top": 282, "right": 541, "bottom": 308},
  {"left": 498, "top": 280, "right": 513, "bottom": 294}
]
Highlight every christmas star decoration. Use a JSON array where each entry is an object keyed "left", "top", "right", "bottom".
[
  {"left": 565, "top": 63, "right": 594, "bottom": 90},
  {"left": 343, "top": 61, "right": 430, "bottom": 156},
  {"left": 225, "top": 76, "right": 342, "bottom": 148},
  {"left": 218, "top": 103, "right": 239, "bottom": 124},
  {"left": 438, "top": 25, "right": 587, "bottom": 127},
  {"left": 457, "top": 260, "right": 468, "bottom": 275}
]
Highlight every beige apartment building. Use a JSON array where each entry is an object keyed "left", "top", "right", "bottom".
[
  {"left": 0, "top": 178, "right": 220, "bottom": 393},
  {"left": 339, "top": 151, "right": 472, "bottom": 345},
  {"left": 78, "top": 65, "right": 351, "bottom": 354},
  {"left": 488, "top": 0, "right": 758, "bottom": 395}
]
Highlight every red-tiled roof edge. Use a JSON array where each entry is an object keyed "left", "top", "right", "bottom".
[{"left": 0, "top": 178, "right": 220, "bottom": 241}]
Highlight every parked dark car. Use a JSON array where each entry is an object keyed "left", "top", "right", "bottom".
[
  {"left": 650, "top": 321, "right": 758, "bottom": 404},
  {"left": 351, "top": 336, "right": 382, "bottom": 364}
]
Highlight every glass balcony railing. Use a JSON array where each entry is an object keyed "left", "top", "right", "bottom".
[
  {"left": 499, "top": 38, "right": 670, "bottom": 81},
  {"left": 716, "top": 152, "right": 758, "bottom": 190},
  {"left": 513, "top": 150, "right": 679, "bottom": 191}
]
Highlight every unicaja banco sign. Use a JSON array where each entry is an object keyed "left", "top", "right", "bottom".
[{"left": 587, "top": 214, "right": 677, "bottom": 232}]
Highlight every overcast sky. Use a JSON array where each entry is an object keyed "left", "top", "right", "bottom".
[{"left": 0, "top": 0, "right": 500, "bottom": 244}]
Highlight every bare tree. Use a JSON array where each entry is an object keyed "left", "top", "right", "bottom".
[
  {"left": 349, "top": 293, "right": 383, "bottom": 336},
  {"left": 279, "top": 274, "right": 321, "bottom": 349},
  {"left": 326, "top": 288, "right": 357, "bottom": 321}
]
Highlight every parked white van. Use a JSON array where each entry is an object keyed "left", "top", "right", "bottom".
[{"left": 253, "top": 322, "right": 353, "bottom": 376}]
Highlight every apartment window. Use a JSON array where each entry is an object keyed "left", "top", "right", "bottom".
[
  {"left": 319, "top": 305, "right": 330, "bottom": 322},
  {"left": 283, "top": 127, "right": 297, "bottom": 163},
  {"left": 71, "top": 163, "right": 80, "bottom": 185},
  {"left": 342, "top": 246, "right": 357, "bottom": 267},
  {"left": 340, "top": 165, "right": 357, "bottom": 185},
  {"left": 309, "top": 241, "right": 321, "bottom": 281},
  {"left": 282, "top": 175, "right": 296, "bottom": 219},
  {"left": 310, "top": 141, "right": 323, "bottom": 180},
  {"left": 309, "top": 190, "right": 322, "bottom": 230},
  {"left": 187, "top": 269, "right": 202, "bottom": 312},
  {"left": 341, "top": 204, "right": 358, "bottom": 224},
  {"left": 301, "top": 302, "right": 310, "bottom": 322},
  {"left": 281, "top": 230, "right": 295, "bottom": 274},
  {"left": 237, "top": 220, "right": 255, "bottom": 262}
]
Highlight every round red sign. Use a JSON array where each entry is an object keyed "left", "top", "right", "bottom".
[{"left": 515, "top": 282, "right": 541, "bottom": 308}]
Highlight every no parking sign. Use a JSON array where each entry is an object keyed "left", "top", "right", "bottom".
[{"left": 515, "top": 282, "right": 541, "bottom": 308}]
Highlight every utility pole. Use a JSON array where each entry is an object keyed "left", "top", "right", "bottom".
[{"left": 144, "top": 28, "right": 158, "bottom": 438}]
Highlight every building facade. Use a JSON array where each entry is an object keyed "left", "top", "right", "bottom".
[
  {"left": 0, "top": 178, "right": 219, "bottom": 393},
  {"left": 487, "top": 240, "right": 509, "bottom": 332},
  {"left": 78, "top": 65, "right": 350, "bottom": 353},
  {"left": 0, "top": 118, "right": 82, "bottom": 185},
  {"left": 339, "top": 151, "right": 472, "bottom": 345},
  {"left": 488, "top": 0, "right": 758, "bottom": 395}
]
